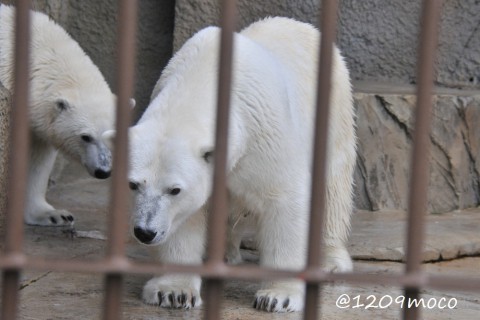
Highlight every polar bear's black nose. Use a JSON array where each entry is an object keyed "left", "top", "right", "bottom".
[
  {"left": 134, "top": 227, "right": 157, "bottom": 244},
  {"left": 94, "top": 169, "right": 111, "bottom": 179}
]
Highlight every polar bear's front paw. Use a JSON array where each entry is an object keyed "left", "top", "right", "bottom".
[
  {"left": 253, "top": 281, "right": 304, "bottom": 312},
  {"left": 322, "top": 245, "right": 353, "bottom": 273},
  {"left": 142, "top": 276, "right": 202, "bottom": 309},
  {"left": 25, "top": 209, "right": 75, "bottom": 226}
]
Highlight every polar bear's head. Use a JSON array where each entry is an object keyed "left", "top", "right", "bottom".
[
  {"left": 31, "top": 87, "right": 121, "bottom": 179},
  {"left": 122, "top": 121, "right": 215, "bottom": 245}
]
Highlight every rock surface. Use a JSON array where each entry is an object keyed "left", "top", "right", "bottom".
[{"left": 354, "top": 92, "right": 480, "bottom": 213}]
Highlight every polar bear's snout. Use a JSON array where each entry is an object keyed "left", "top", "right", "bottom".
[
  {"left": 132, "top": 225, "right": 168, "bottom": 245},
  {"left": 133, "top": 227, "right": 157, "bottom": 244},
  {"left": 131, "top": 194, "right": 171, "bottom": 245},
  {"left": 82, "top": 140, "right": 112, "bottom": 179},
  {"left": 94, "top": 168, "right": 111, "bottom": 179}
]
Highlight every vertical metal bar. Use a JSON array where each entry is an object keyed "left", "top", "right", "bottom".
[
  {"left": 106, "top": 0, "right": 138, "bottom": 259},
  {"left": 103, "top": 273, "right": 123, "bottom": 320},
  {"left": 103, "top": 0, "right": 138, "bottom": 319},
  {"left": 1, "top": 1, "right": 31, "bottom": 319},
  {"left": 3, "top": 0, "right": 30, "bottom": 258},
  {"left": 204, "top": 0, "right": 237, "bottom": 319},
  {"left": 303, "top": 1, "right": 340, "bottom": 319},
  {"left": 403, "top": 1, "right": 442, "bottom": 319},
  {"left": 2, "top": 270, "right": 21, "bottom": 320}
]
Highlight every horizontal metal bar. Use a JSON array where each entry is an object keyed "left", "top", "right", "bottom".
[{"left": 0, "top": 255, "right": 479, "bottom": 292}]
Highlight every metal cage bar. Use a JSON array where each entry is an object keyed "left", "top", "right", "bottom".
[
  {"left": 102, "top": 0, "right": 138, "bottom": 319},
  {"left": 304, "top": 0, "right": 340, "bottom": 319},
  {"left": 203, "top": 0, "right": 237, "bottom": 319},
  {"left": 403, "top": 1, "right": 443, "bottom": 319},
  {"left": 1, "top": 0, "right": 31, "bottom": 319},
  {"left": 2, "top": 254, "right": 480, "bottom": 290}
]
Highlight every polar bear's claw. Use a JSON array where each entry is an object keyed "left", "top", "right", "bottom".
[
  {"left": 254, "top": 287, "right": 303, "bottom": 312},
  {"left": 254, "top": 296, "right": 281, "bottom": 312},
  {"left": 142, "top": 276, "right": 202, "bottom": 309},
  {"left": 149, "top": 290, "right": 198, "bottom": 309},
  {"left": 26, "top": 209, "right": 75, "bottom": 226}
]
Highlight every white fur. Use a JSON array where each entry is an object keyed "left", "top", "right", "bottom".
[
  {"left": 126, "top": 17, "right": 356, "bottom": 312},
  {"left": 0, "top": 5, "right": 116, "bottom": 226}
]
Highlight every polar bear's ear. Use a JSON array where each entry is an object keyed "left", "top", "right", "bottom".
[
  {"left": 102, "top": 130, "right": 116, "bottom": 150},
  {"left": 55, "top": 98, "right": 70, "bottom": 111},
  {"left": 113, "top": 94, "right": 136, "bottom": 109}
]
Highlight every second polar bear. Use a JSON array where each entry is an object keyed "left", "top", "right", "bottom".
[
  {"left": 124, "top": 17, "right": 356, "bottom": 312},
  {"left": 0, "top": 5, "right": 121, "bottom": 226}
]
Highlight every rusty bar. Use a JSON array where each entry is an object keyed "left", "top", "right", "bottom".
[
  {"left": 102, "top": 0, "right": 138, "bottom": 319},
  {"left": 106, "top": 0, "right": 138, "bottom": 260},
  {"left": 205, "top": 0, "right": 237, "bottom": 265},
  {"left": 1, "top": 1, "right": 31, "bottom": 319},
  {"left": 304, "top": 0, "right": 340, "bottom": 319},
  {"left": 204, "top": 279, "right": 224, "bottom": 319},
  {"left": 2, "top": 270, "right": 21, "bottom": 320},
  {"left": 403, "top": 1, "right": 442, "bottom": 320},
  {"left": 0, "top": 255, "right": 480, "bottom": 291},
  {"left": 3, "top": 0, "right": 30, "bottom": 256},
  {"left": 204, "top": 0, "right": 237, "bottom": 319},
  {"left": 103, "top": 274, "right": 123, "bottom": 320}
]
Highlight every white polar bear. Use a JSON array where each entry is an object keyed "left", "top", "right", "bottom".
[
  {"left": 123, "top": 17, "right": 356, "bottom": 312},
  {"left": 0, "top": 5, "right": 120, "bottom": 226}
]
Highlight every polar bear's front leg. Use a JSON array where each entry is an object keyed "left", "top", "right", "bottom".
[
  {"left": 254, "top": 199, "right": 308, "bottom": 312},
  {"left": 25, "top": 138, "right": 74, "bottom": 226},
  {"left": 321, "top": 176, "right": 354, "bottom": 273},
  {"left": 142, "top": 210, "right": 206, "bottom": 309}
]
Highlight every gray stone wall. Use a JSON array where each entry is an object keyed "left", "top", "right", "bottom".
[
  {"left": 63, "top": 0, "right": 175, "bottom": 120},
  {"left": 0, "top": 83, "right": 11, "bottom": 238},
  {"left": 1, "top": 0, "right": 176, "bottom": 119},
  {"left": 174, "top": 0, "right": 480, "bottom": 90},
  {"left": 354, "top": 92, "right": 480, "bottom": 213}
]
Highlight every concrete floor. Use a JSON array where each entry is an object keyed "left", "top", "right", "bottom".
[{"left": 2, "top": 167, "right": 480, "bottom": 320}]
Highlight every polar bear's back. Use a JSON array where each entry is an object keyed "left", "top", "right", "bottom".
[
  {"left": 241, "top": 17, "right": 355, "bottom": 180},
  {"left": 240, "top": 17, "right": 352, "bottom": 120},
  {"left": 240, "top": 18, "right": 320, "bottom": 115}
]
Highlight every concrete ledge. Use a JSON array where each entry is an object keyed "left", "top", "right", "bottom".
[{"left": 350, "top": 209, "right": 480, "bottom": 262}]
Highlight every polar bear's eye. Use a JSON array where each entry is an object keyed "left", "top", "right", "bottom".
[
  {"left": 169, "top": 188, "right": 181, "bottom": 196},
  {"left": 55, "top": 99, "right": 70, "bottom": 111},
  {"left": 129, "top": 181, "right": 140, "bottom": 191},
  {"left": 81, "top": 134, "right": 93, "bottom": 143},
  {"left": 203, "top": 150, "right": 214, "bottom": 163}
]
